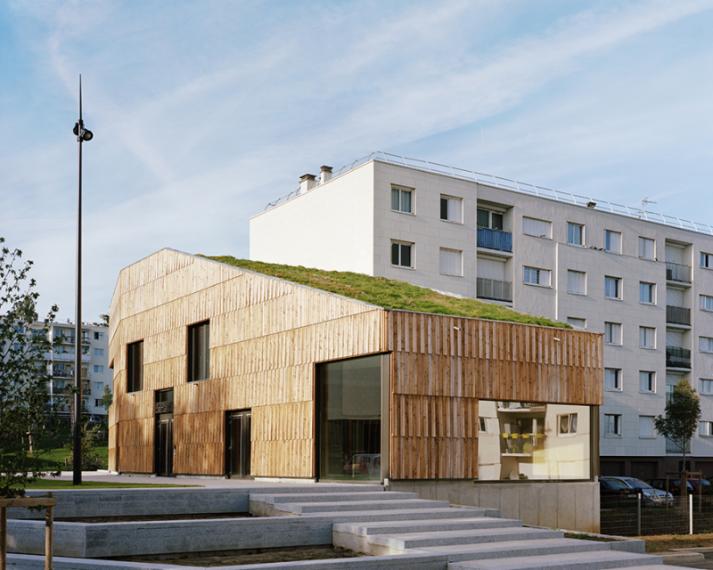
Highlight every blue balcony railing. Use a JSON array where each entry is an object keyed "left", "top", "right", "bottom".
[{"left": 477, "top": 228, "right": 512, "bottom": 252}]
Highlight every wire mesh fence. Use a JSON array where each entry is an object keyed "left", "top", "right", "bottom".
[{"left": 601, "top": 493, "right": 713, "bottom": 536}]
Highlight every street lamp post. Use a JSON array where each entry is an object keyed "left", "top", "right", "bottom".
[{"left": 72, "top": 75, "right": 93, "bottom": 485}]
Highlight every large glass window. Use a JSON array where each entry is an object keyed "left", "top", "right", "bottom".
[
  {"left": 477, "top": 400, "right": 591, "bottom": 481},
  {"left": 317, "top": 355, "right": 382, "bottom": 480}
]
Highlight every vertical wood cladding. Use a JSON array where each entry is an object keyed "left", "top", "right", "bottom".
[
  {"left": 108, "top": 249, "right": 602, "bottom": 480},
  {"left": 387, "top": 311, "right": 602, "bottom": 480},
  {"left": 108, "top": 250, "right": 385, "bottom": 477}
]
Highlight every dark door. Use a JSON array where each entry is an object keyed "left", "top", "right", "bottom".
[
  {"left": 155, "top": 414, "right": 173, "bottom": 476},
  {"left": 226, "top": 409, "right": 251, "bottom": 478},
  {"left": 154, "top": 389, "right": 174, "bottom": 476}
]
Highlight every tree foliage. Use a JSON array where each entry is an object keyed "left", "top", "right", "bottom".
[
  {"left": 655, "top": 379, "right": 701, "bottom": 472},
  {"left": 0, "top": 237, "right": 58, "bottom": 497}
]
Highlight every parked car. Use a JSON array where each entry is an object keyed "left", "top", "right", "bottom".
[
  {"left": 649, "top": 478, "right": 694, "bottom": 496},
  {"left": 600, "top": 476, "right": 673, "bottom": 507}
]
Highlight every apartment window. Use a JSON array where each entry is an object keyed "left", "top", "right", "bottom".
[
  {"left": 639, "top": 282, "right": 656, "bottom": 305},
  {"left": 604, "top": 276, "right": 622, "bottom": 300},
  {"left": 640, "top": 371, "right": 656, "bottom": 393},
  {"left": 558, "top": 413, "right": 578, "bottom": 435},
  {"left": 93, "top": 347, "right": 105, "bottom": 356},
  {"left": 523, "top": 266, "right": 551, "bottom": 287},
  {"left": 391, "top": 185, "right": 413, "bottom": 214},
  {"left": 701, "top": 252, "right": 713, "bottom": 269},
  {"left": 639, "top": 416, "right": 656, "bottom": 439},
  {"left": 702, "top": 421, "right": 713, "bottom": 437},
  {"left": 639, "top": 326, "right": 656, "bottom": 349},
  {"left": 390, "top": 240, "right": 413, "bottom": 268},
  {"left": 477, "top": 208, "right": 503, "bottom": 230},
  {"left": 605, "top": 368, "right": 622, "bottom": 391},
  {"left": 95, "top": 399, "right": 103, "bottom": 407},
  {"left": 440, "top": 195, "right": 463, "bottom": 223},
  {"left": 639, "top": 237, "right": 656, "bottom": 260},
  {"left": 94, "top": 331, "right": 104, "bottom": 340},
  {"left": 439, "top": 248, "right": 463, "bottom": 276},
  {"left": 188, "top": 320, "right": 210, "bottom": 382},
  {"left": 567, "top": 317, "right": 586, "bottom": 329},
  {"left": 93, "top": 364, "right": 104, "bottom": 374},
  {"left": 604, "top": 322, "right": 623, "bottom": 345},
  {"left": 126, "top": 340, "right": 143, "bottom": 393},
  {"left": 701, "top": 379, "right": 713, "bottom": 395},
  {"left": 604, "top": 230, "right": 622, "bottom": 254},
  {"left": 701, "top": 295, "right": 713, "bottom": 312},
  {"left": 567, "top": 222, "right": 584, "bottom": 246},
  {"left": 567, "top": 270, "right": 587, "bottom": 295},
  {"left": 522, "top": 217, "right": 552, "bottom": 239},
  {"left": 479, "top": 417, "right": 487, "bottom": 432},
  {"left": 700, "top": 336, "right": 713, "bottom": 354},
  {"left": 604, "top": 414, "right": 622, "bottom": 437}
]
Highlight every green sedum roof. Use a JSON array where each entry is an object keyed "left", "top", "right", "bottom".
[{"left": 209, "top": 256, "right": 569, "bottom": 329}]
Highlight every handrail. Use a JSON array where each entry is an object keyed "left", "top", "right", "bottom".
[
  {"left": 1, "top": 495, "right": 55, "bottom": 569},
  {"left": 257, "top": 151, "right": 713, "bottom": 237}
]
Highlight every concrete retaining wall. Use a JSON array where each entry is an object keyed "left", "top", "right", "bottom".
[
  {"left": 389, "top": 480, "right": 600, "bottom": 532},
  {"left": 9, "top": 553, "right": 448, "bottom": 570},
  {"left": 9, "top": 516, "right": 335, "bottom": 557}
]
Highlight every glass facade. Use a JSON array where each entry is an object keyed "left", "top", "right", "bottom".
[
  {"left": 317, "top": 355, "right": 382, "bottom": 480},
  {"left": 477, "top": 400, "right": 591, "bottom": 481}
]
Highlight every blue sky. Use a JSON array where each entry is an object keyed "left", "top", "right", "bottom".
[{"left": 2, "top": 0, "right": 713, "bottom": 321}]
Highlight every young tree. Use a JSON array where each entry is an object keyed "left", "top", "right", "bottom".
[
  {"left": 0, "top": 237, "right": 57, "bottom": 497},
  {"left": 655, "top": 379, "right": 701, "bottom": 475}
]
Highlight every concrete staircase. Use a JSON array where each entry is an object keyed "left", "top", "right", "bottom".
[{"left": 251, "top": 488, "right": 690, "bottom": 570}]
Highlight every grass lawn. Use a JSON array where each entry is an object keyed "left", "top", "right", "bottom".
[
  {"left": 26, "top": 479, "right": 200, "bottom": 489},
  {"left": 209, "top": 256, "right": 569, "bottom": 329},
  {"left": 643, "top": 533, "right": 713, "bottom": 552},
  {"left": 29, "top": 446, "right": 108, "bottom": 470}
]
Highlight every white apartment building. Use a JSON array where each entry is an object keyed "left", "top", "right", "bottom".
[
  {"left": 250, "top": 152, "right": 713, "bottom": 479},
  {"left": 33, "top": 321, "right": 112, "bottom": 420}
]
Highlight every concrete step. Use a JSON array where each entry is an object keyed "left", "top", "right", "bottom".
[
  {"left": 371, "top": 526, "right": 562, "bottom": 552},
  {"left": 304, "top": 506, "right": 490, "bottom": 523},
  {"left": 275, "top": 498, "right": 450, "bottom": 514},
  {"left": 417, "top": 537, "right": 613, "bottom": 562},
  {"left": 251, "top": 491, "right": 416, "bottom": 504},
  {"left": 449, "top": 550, "right": 660, "bottom": 569},
  {"left": 614, "top": 567, "right": 686, "bottom": 569},
  {"left": 334, "top": 517, "right": 521, "bottom": 537}
]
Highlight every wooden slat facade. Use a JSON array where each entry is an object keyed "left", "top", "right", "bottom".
[
  {"left": 108, "top": 249, "right": 385, "bottom": 477},
  {"left": 386, "top": 311, "right": 603, "bottom": 480},
  {"left": 108, "top": 249, "right": 603, "bottom": 480}
]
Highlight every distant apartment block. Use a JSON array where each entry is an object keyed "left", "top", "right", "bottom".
[
  {"left": 32, "top": 321, "right": 111, "bottom": 419},
  {"left": 250, "top": 152, "right": 713, "bottom": 478}
]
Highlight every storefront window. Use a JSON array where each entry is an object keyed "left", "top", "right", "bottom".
[
  {"left": 317, "top": 355, "right": 381, "bottom": 480},
  {"left": 477, "top": 400, "right": 591, "bottom": 481}
]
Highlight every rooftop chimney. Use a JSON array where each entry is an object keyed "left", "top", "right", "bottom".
[
  {"left": 298, "top": 173, "right": 317, "bottom": 195},
  {"left": 320, "top": 165, "right": 333, "bottom": 184}
]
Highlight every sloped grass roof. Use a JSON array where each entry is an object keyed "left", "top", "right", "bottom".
[{"left": 209, "top": 256, "right": 569, "bottom": 329}]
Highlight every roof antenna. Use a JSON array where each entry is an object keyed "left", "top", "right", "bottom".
[{"left": 639, "top": 197, "right": 657, "bottom": 218}]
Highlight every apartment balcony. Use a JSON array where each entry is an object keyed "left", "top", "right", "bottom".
[
  {"left": 666, "top": 261, "right": 692, "bottom": 284},
  {"left": 47, "top": 351, "right": 91, "bottom": 363},
  {"left": 477, "top": 228, "right": 512, "bottom": 253},
  {"left": 666, "top": 346, "right": 691, "bottom": 369},
  {"left": 666, "top": 305, "right": 691, "bottom": 326},
  {"left": 477, "top": 277, "right": 513, "bottom": 303}
]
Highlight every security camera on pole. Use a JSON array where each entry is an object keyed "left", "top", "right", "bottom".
[{"left": 72, "top": 75, "right": 93, "bottom": 485}]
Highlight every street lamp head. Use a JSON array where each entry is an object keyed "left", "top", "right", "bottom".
[{"left": 73, "top": 122, "right": 93, "bottom": 142}]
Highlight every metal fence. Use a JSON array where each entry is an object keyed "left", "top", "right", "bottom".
[{"left": 601, "top": 493, "right": 713, "bottom": 536}]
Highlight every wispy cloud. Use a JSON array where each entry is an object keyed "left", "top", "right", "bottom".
[{"left": 3, "top": 0, "right": 713, "bottom": 320}]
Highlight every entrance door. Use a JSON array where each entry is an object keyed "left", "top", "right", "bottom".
[
  {"left": 226, "top": 409, "right": 251, "bottom": 478},
  {"left": 155, "top": 414, "right": 174, "bottom": 476},
  {"left": 154, "top": 389, "right": 174, "bottom": 476}
]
